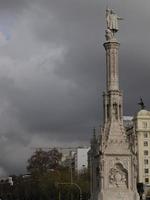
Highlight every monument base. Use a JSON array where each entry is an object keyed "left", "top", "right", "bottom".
[{"left": 98, "top": 190, "right": 139, "bottom": 200}]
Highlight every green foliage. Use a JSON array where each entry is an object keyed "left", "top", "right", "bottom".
[{"left": 0, "top": 149, "right": 90, "bottom": 200}]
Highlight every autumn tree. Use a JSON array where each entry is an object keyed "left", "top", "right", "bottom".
[
  {"left": 22, "top": 148, "right": 90, "bottom": 200},
  {"left": 27, "top": 148, "right": 62, "bottom": 174}
]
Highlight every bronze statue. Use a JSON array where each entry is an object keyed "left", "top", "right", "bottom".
[{"left": 138, "top": 98, "right": 145, "bottom": 110}]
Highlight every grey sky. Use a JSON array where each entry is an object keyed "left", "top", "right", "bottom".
[{"left": 0, "top": 0, "right": 149, "bottom": 175}]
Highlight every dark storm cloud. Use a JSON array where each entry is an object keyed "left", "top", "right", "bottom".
[
  {"left": 0, "top": 0, "right": 29, "bottom": 11},
  {"left": 0, "top": 0, "right": 149, "bottom": 174}
]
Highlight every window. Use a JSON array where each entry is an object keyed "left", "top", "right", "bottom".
[
  {"left": 144, "top": 150, "right": 148, "bottom": 155},
  {"left": 143, "top": 122, "right": 148, "bottom": 129},
  {"left": 144, "top": 133, "right": 148, "bottom": 138},
  {"left": 144, "top": 159, "right": 149, "bottom": 164},
  {"left": 145, "top": 169, "right": 149, "bottom": 173},
  {"left": 144, "top": 141, "right": 148, "bottom": 146},
  {"left": 145, "top": 178, "right": 149, "bottom": 183}
]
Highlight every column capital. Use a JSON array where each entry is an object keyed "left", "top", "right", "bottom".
[{"left": 103, "top": 41, "right": 120, "bottom": 50}]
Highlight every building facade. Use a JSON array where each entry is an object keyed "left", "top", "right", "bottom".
[
  {"left": 60, "top": 146, "right": 90, "bottom": 173},
  {"left": 89, "top": 8, "right": 139, "bottom": 200},
  {"left": 134, "top": 109, "right": 150, "bottom": 185},
  {"left": 72, "top": 147, "right": 90, "bottom": 173}
]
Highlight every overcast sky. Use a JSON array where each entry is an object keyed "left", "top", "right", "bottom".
[{"left": 0, "top": 0, "right": 149, "bottom": 175}]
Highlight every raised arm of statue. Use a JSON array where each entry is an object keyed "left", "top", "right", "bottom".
[{"left": 117, "top": 16, "right": 124, "bottom": 21}]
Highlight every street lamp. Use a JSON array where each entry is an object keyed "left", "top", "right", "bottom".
[
  {"left": 137, "top": 182, "right": 144, "bottom": 200},
  {"left": 70, "top": 162, "right": 73, "bottom": 200},
  {"left": 57, "top": 182, "right": 82, "bottom": 200}
]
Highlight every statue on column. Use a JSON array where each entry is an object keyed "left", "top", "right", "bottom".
[{"left": 105, "top": 8, "right": 123, "bottom": 41}]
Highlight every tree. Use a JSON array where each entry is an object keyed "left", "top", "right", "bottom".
[
  {"left": 27, "top": 148, "right": 62, "bottom": 174},
  {"left": 21, "top": 148, "right": 90, "bottom": 200}
]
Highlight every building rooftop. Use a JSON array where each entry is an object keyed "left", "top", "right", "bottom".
[{"left": 136, "top": 109, "right": 150, "bottom": 117}]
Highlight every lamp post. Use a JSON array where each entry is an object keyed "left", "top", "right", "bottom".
[
  {"left": 137, "top": 183, "right": 144, "bottom": 200},
  {"left": 70, "top": 160, "right": 73, "bottom": 200},
  {"left": 57, "top": 182, "right": 82, "bottom": 200}
]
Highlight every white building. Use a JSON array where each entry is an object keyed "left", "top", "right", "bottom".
[
  {"left": 134, "top": 109, "right": 150, "bottom": 185},
  {"left": 0, "top": 177, "right": 13, "bottom": 186},
  {"left": 72, "top": 147, "right": 90, "bottom": 173}
]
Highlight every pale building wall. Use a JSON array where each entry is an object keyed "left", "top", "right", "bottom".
[
  {"left": 134, "top": 109, "right": 150, "bottom": 185},
  {"left": 74, "top": 147, "right": 90, "bottom": 172}
]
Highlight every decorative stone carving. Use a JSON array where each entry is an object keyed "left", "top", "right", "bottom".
[
  {"left": 105, "top": 29, "right": 114, "bottom": 41},
  {"left": 122, "top": 159, "right": 128, "bottom": 170},
  {"left": 109, "top": 163, "right": 128, "bottom": 188}
]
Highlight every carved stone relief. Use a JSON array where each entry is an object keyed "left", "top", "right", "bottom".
[
  {"left": 109, "top": 163, "right": 128, "bottom": 189},
  {"left": 122, "top": 159, "right": 128, "bottom": 170}
]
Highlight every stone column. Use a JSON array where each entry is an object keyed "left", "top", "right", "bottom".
[
  {"left": 103, "top": 41, "right": 123, "bottom": 123},
  {"left": 103, "top": 42, "right": 120, "bottom": 92}
]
